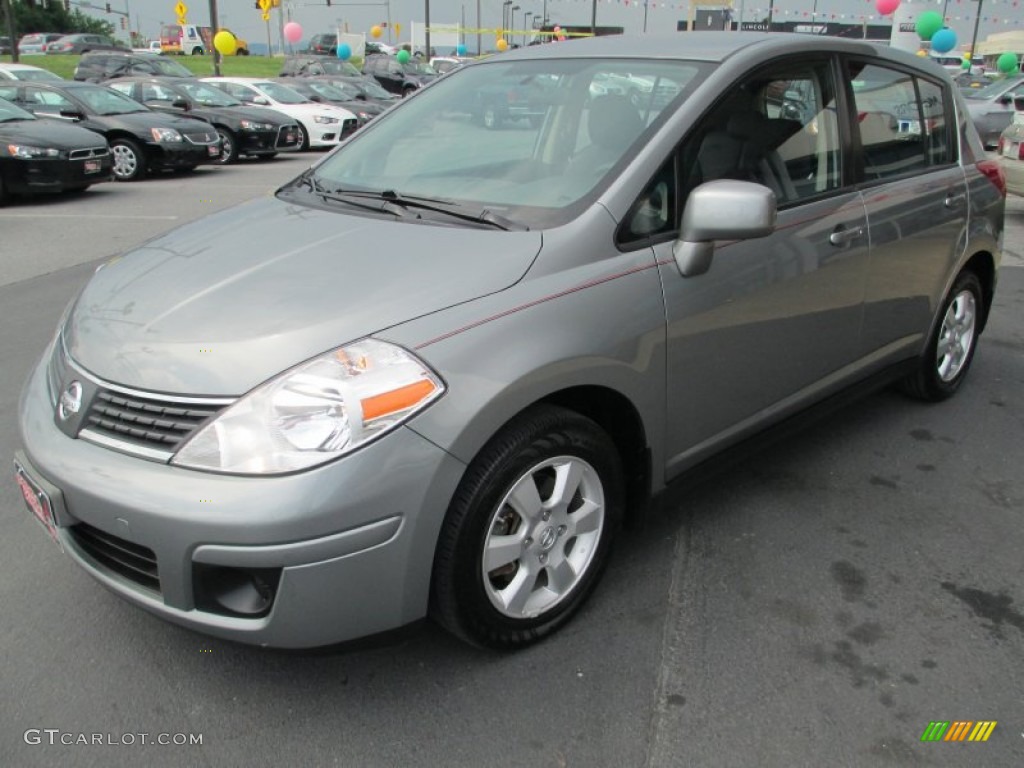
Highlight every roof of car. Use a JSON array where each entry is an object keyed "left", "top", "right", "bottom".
[{"left": 497, "top": 32, "right": 926, "bottom": 70}]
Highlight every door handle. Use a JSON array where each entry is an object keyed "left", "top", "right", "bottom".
[
  {"left": 829, "top": 225, "right": 864, "bottom": 247},
  {"left": 944, "top": 193, "right": 966, "bottom": 209}
]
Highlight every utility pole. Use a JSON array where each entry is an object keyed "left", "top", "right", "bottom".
[
  {"left": 968, "top": 0, "right": 984, "bottom": 64},
  {"left": 2, "top": 0, "right": 18, "bottom": 63}
]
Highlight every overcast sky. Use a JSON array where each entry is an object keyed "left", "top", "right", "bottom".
[{"left": 81, "top": 0, "right": 1021, "bottom": 53}]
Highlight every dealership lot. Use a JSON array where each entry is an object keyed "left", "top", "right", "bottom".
[{"left": 1, "top": 157, "right": 1022, "bottom": 766}]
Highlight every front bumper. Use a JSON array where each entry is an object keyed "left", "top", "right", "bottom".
[
  {"left": 239, "top": 124, "right": 300, "bottom": 156},
  {"left": 17, "top": 347, "right": 466, "bottom": 647},
  {"left": 146, "top": 139, "right": 220, "bottom": 170},
  {"left": 2, "top": 153, "right": 113, "bottom": 194}
]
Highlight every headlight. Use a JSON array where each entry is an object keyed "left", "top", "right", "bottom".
[
  {"left": 357, "top": 112, "right": 372, "bottom": 121},
  {"left": 171, "top": 339, "right": 445, "bottom": 475},
  {"left": 7, "top": 144, "right": 60, "bottom": 159},
  {"left": 239, "top": 119, "right": 274, "bottom": 130},
  {"left": 150, "top": 127, "right": 183, "bottom": 142},
  {"left": 313, "top": 115, "right": 339, "bottom": 124}
]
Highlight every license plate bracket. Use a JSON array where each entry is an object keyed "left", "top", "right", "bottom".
[{"left": 13, "top": 458, "right": 63, "bottom": 551}]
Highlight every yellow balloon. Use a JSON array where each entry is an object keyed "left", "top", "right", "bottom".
[
  {"left": 496, "top": 38, "right": 508, "bottom": 52},
  {"left": 371, "top": 25, "right": 382, "bottom": 39},
  {"left": 214, "top": 30, "right": 237, "bottom": 56},
  {"left": 963, "top": 52, "right": 971, "bottom": 60},
  {"left": 916, "top": 49, "right": 927, "bottom": 57}
]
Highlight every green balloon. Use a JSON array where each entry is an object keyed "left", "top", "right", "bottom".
[
  {"left": 997, "top": 52, "right": 1019, "bottom": 74},
  {"left": 915, "top": 11, "right": 943, "bottom": 41},
  {"left": 961, "top": 59, "right": 971, "bottom": 70},
  {"left": 396, "top": 49, "right": 410, "bottom": 64}
]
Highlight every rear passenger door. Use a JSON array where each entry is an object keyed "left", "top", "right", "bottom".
[{"left": 844, "top": 58, "right": 967, "bottom": 360}]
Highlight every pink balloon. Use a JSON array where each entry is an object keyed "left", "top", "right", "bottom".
[
  {"left": 284, "top": 22, "right": 303, "bottom": 44},
  {"left": 875, "top": 0, "right": 899, "bottom": 15}
]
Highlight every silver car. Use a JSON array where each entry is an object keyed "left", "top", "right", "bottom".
[
  {"left": 962, "top": 74, "right": 1024, "bottom": 149},
  {"left": 15, "top": 33, "right": 1005, "bottom": 650}
]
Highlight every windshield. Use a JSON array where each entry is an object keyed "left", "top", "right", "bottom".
[
  {"left": 357, "top": 79, "right": 394, "bottom": 99},
  {"left": 256, "top": 81, "right": 310, "bottom": 104},
  {"left": 305, "top": 82, "right": 349, "bottom": 101},
  {"left": 304, "top": 58, "right": 703, "bottom": 228},
  {"left": 319, "top": 60, "right": 361, "bottom": 76},
  {"left": 11, "top": 67, "right": 63, "bottom": 82},
  {"left": 74, "top": 85, "right": 148, "bottom": 115},
  {"left": 403, "top": 61, "right": 437, "bottom": 76},
  {"left": 178, "top": 81, "right": 240, "bottom": 106},
  {"left": 152, "top": 58, "right": 194, "bottom": 77},
  {"left": 0, "top": 96, "right": 35, "bottom": 121},
  {"left": 963, "top": 76, "right": 1023, "bottom": 100}
]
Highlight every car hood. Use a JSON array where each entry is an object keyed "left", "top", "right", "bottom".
[
  {"left": 188, "top": 104, "right": 293, "bottom": 125},
  {"left": 84, "top": 110, "right": 214, "bottom": 134},
  {"left": 0, "top": 118, "right": 106, "bottom": 149},
  {"left": 64, "top": 196, "right": 542, "bottom": 395}
]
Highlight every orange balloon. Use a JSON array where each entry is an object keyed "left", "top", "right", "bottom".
[
  {"left": 371, "top": 25, "right": 383, "bottom": 39},
  {"left": 496, "top": 38, "right": 508, "bottom": 52}
]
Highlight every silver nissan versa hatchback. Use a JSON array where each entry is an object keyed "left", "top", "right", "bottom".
[{"left": 16, "top": 33, "right": 1005, "bottom": 650}]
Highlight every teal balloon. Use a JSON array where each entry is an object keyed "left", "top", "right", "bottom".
[
  {"left": 456, "top": 44, "right": 467, "bottom": 56},
  {"left": 336, "top": 43, "right": 351, "bottom": 60},
  {"left": 997, "top": 52, "right": 1019, "bottom": 74},
  {"left": 396, "top": 49, "right": 410, "bottom": 64},
  {"left": 915, "top": 11, "right": 943, "bottom": 41},
  {"left": 930, "top": 28, "right": 956, "bottom": 55}
]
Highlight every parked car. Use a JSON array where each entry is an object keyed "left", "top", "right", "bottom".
[
  {"left": 0, "top": 80, "right": 220, "bottom": 179},
  {"left": 997, "top": 95, "right": 1024, "bottom": 196},
  {"left": 105, "top": 77, "right": 300, "bottom": 163},
  {"left": 362, "top": 53, "right": 439, "bottom": 96},
  {"left": 273, "top": 78, "right": 384, "bottom": 125},
  {"left": 279, "top": 54, "right": 366, "bottom": 80},
  {"left": 45, "top": 34, "right": 128, "bottom": 55},
  {"left": 430, "top": 56, "right": 470, "bottom": 75},
  {"left": 305, "top": 33, "right": 338, "bottom": 55},
  {"left": 0, "top": 96, "right": 112, "bottom": 202},
  {"left": 74, "top": 51, "right": 195, "bottom": 83},
  {"left": 0, "top": 63, "right": 64, "bottom": 82},
  {"left": 14, "top": 33, "right": 1005, "bottom": 652},
  {"left": 305, "top": 75, "right": 399, "bottom": 109},
  {"left": 18, "top": 33, "right": 65, "bottom": 56},
  {"left": 962, "top": 74, "right": 1024, "bottom": 148},
  {"left": 201, "top": 76, "right": 358, "bottom": 150}
]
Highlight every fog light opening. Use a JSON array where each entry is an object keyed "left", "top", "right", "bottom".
[{"left": 193, "top": 564, "right": 281, "bottom": 618}]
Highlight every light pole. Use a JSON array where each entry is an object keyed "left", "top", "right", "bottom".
[
  {"left": 511, "top": 5, "right": 520, "bottom": 45},
  {"left": 524, "top": 11, "right": 533, "bottom": 45},
  {"left": 502, "top": 0, "right": 512, "bottom": 42},
  {"left": 969, "top": 0, "right": 984, "bottom": 66}
]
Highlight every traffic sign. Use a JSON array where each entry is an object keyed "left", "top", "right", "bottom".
[
  {"left": 261, "top": 10, "right": 270, "bottom": 20},
  {"left": 258, "top": 0, "right": 271, "bottom": 10},
  {"left": 174, "top": 2, "right": 187, "bottom": 19}
]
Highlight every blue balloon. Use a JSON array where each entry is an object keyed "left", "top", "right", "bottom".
[
  {"left": 456, "top": 44, "right": 467, "bottom": 56},
  {"left": 336, "top": 43, "right": 352, "bottom": 60},
  {"left": 930, "top": 28, "right": 957, "bottom": 55}
]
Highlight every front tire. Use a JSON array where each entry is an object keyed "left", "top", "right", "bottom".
[
  {"left": 110, "top": 138, "right": 146, "bottom": 181},
  {"left": 431, "top": 405, "right": 623, "bottom": 649},
  {"left": 214, "top": 127, "right": 238, "bottom": 164},
  {"left": 295, "top": 122, "right": 310, "bottom": 151},
  {"left": 900, "top": 270, "right": 983, "bottom": 401}
]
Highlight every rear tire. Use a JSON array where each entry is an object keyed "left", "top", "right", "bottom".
[
  {"left": 431, "top": 405, "right": 623, "bottom": 649},
  {"left": 900, "top": 270, "right": 983, "bottom": 401}
]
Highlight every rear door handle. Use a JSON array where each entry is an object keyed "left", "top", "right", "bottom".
[
  {"left": 944, "top": 193, "right": 966, "bottom": 209},
  {"left": 829, "top": 225, "right": 864, "bottom": 247}
]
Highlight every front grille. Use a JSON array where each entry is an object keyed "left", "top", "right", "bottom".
[
  {"left": 340, "top": 118, "right": 359, "bottom": 139},
  {"left": 69, "top": 147, "right": 109, "bottom": 160},
  {"left": 84, "top": 389, "right": 224, "bottom": 451},
  {"left": 69, "top": 522, "right": 160, "bottom": 594},
  {"left": 183, "top": 130, "right": 217, "bottom": 145}
]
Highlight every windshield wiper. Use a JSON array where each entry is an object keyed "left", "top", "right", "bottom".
[
  {"left": 291, "top": 173, "right": 411, "bottom": 218},
  {"left": 377, "top": 189, "right": 525, "bottom": 231}
]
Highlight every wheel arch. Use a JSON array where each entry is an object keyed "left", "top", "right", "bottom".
[{"left": 962, "top": 250, "right": 996, "bottom": 333}]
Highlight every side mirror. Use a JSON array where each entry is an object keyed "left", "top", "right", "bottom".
[
  {"left": 999, "top": 94, "right": 1013, "bottom": 105},
  {"left": 252, "top": 96, "right": 269, "bottom": 106},
  {"left": 309, "top": 94, "right": 323, "bottom": 103},
  {"left": 673, "top": 180, "right": 776, "bottom": 277},
  {"left": 171, "top": 99, "right": 190, "bottom": 111}
]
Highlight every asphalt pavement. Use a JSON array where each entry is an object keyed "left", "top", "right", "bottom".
[{"left": 0, "top": 157, "right": 1021, "bottom": 767}]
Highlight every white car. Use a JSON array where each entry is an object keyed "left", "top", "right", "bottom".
[
  {"left": 998, "top": 95, "right": 1024, "bottom": 196},
  {"left": 201, "top": 77, "right": 358, "bottom": 150},
  {"left": 0, "top": 62, "right": 64, "bottom": 82}
]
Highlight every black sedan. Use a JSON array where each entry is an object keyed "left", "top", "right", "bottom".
[
  {"left": 105, "top": 77, "right": 300, "bottom": 164},
  {"left": 272, "top": 78, "right": 384, "bottom": 126},
  {"left": 305, "top": 75, "right": 399, "bottom": 110},
  {"left": 362, "top": 54, "right": 439, "bottom": 97},
  {"left": 0, "top": 97, "right": 112, "bottom": 203},
  {"left": 0, "top": 81, "right": 220, "bottom": 180}
]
